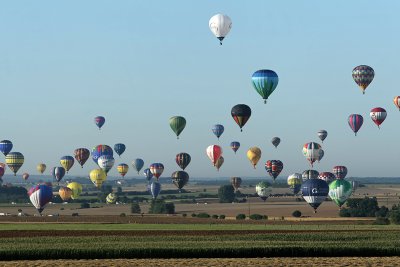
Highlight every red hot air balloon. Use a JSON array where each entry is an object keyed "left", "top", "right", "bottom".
[
  {"left": 206, "top": 145, "right": 222, "bottom": 166},
  {"left": 348, "top": 114, "right": 363, "bottom": 136},
  {"left": 370, "top": 107, "right": 387, "bottom": 129}
]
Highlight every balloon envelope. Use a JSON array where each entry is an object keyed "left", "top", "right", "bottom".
[
  {"left": 230, "top": 141, "right": 240, "bottom": 154},
  {"left": 348, "top": 114, "right": 363, "bottom": 136},
  {"left": 171, "top": 171, "right": 189, "bottom": 190},
  {"left": 206, "top": 145, "right": 222, "bottom": 166},
  {"left": 271, "top": 137, "right": 281, "bottom": 148},
  {"left": 114, "top": 143, "right": 126, "bottom": 157},
  {"left": 318, "top": 172, "right": 336, "bottom": 184},
  {"left": 265, "top": 160, "right": 283, "bottom": 181},
  {"left": 209, "top": 13, "right": 232, "bottom": 45},
  {"left": 176, "top": 153, "right": 191, "bottom": 170},
  {"left": 37, "top": 163, "right": 47, "bottom": 174},
  {"left": 74, "top": 148, "right": 90, "bottom": 168},
  {"left": 5, "top": 152, "right": 24, "bottom": 176},
  {"left": 94, "top": 116, "right": 105, "bottom": 129},
  {"left": 301, "top": 179, "right": 329, "bottom": 212},
  {"left": 352, "top": 65, "right": 374, "bottom": 94},
  {"left": 90, "top": 169, "right": 107, "bottom": 189},
  {"left": 317, "top": 130, "right": 328, "bottom": 143},
  {"left": 150, "top": 181, "right": 161, "bottom": 199},
  {"left": 29, "top": 184, "right": 53, "bottom": 214},
  {"left": 67, "top": 182, "right": 83, "bottom": 199},
  {"left": 91, "top": 145, "right": 113, "bottom": 164},
  {"left": 247, "top": 147, "right": 261, "bottom": 168},
  {"left": 98, "top": 155, "right": 115, "bottom": 174},
  {"left": 333, "top": 166, "right": 348, "bottom": 180},
  {"left": 0, "top": 140, "right": 13, "bottom": 156},
  {"left": 231, "top": 177, "right": 242, "bottom": 191},
  {"left": 143, "top": 168, "right": 153, "bottom": 182},
  {"left": 329, "top": 179, "right": 353, "bottom": 207},
  {"left": 59, "top": 187, "right": 72, "bottom": 201},
  {"left": 212, "top": 124, "right": 224, "bottom": 139},
  {"left": 256, "top": 181, "right": 271, "bottom": 201},
  {"left": 52, "top": 167, "right": 66, "bottom": 183},
  {"left": 60, "top": 156, "right": 74, "bottom": 173},
  {"left": 252, "top": 70, "right": 279, "bottom": 103},
  {"left": 214, "top": 156, "right": 224, "bottom": 171},
  {"left": 117, "top": 163, "right": 129, "bottom": 177},
  {"left": 303, "top": 142, "right": 321, "bottom": 167},
  {"left": 106, "top": 193, "right": 117, "bottom": 204},
  {"left": 169, "top": 116, "right": 186, "bottom": 139},
  {"left": 302, "top": 170, "right": 319, "bottom": 181},
  {"left": 370, "top": 107, "right": 387, "bottom": 128},
  {"left": 287, "top": 173, "right": 302, "bottom": 194},
  {"left": 150, "top": 163, "right": 164, "bottom": 180},
  {"left": 231, "top": 104, "right": 251, "bottom": 131},
  {"left": 132, "top": 158, "right": 145, "bottom": 174}
]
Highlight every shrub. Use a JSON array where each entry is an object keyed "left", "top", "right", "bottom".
[
  {"left": 389, "top": 209, "right": 400, "bottom": 224},
  {"left": 249, "top": 214, "right": 263, "bottom": 220},
  {"left": 236, "top": 214, "right": 246, "bottom": 220},
  {"left": 165, "top": 202, "right": 175, "bottom": 214},
  {"left": 131, "top": 203, "right": 141, "bottom": 214},
  {"left": 197, "top": 213, "right": 210, "bottom": 218},
  {"left": 80, "top": 202, "right": 90, "bottom": 209},
  {"left": 292, "top": 210, "right": 302, "bottom": 218},
  {"left": 211, "top": 215, "right": 218, "bottom": 219},
  {"left": 191, "top": 213, "right": 197, "bottom": 217},
  {"left": 182, "top": 213, "right": 187, "bottom": 217},
  {"left": 375, "top": 206, "right": 389, "bottom": 218},
  {"left": 71, "top": 213, "right": 79, "bottom": 216},
  {"left": 262, "top": 215, "right": 268, "bottom": 220},
  {"left": 339, "top": 209, "right": 351, "bottom": 217},
  {"left": 60, "top": 208, "right": 64, "bottom": 211},
  {"left": 120, "top": 213, "right": 126, "bottom": 217},
  {"left": 218, "top": 185, "right": 236, "bottom": 203},
  {"left": 148, "top": 199, "right": 166, "bottom": 214},
  {"left": 373, "top": 217, "right": 390, "bottom": 225},
  {"left": 219, "top": 215, "right": 226, "bottom": 219}
]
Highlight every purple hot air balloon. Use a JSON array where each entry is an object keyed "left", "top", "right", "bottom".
[
  {"left": 94, "top": 116, "right": 105, "bottom": 130},
  {"left": 348, "top": 114, "right": 363, "bottom": 136}
]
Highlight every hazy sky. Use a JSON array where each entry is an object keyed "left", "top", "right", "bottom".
[{"left": 0, "top": 1, "right": 399, "bottom": 180}]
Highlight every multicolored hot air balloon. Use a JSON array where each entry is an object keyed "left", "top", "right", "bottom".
[
  {"left": 231, "top": 177, "right": 242, "bottom": 192},
  {"left": 394, "top": 96, "right": 400, "bottom": 111},
  {"left": 212, "top": 124, "right": 224, "bottom": 140},
  {"left": 352, "top": 65, "right": 374, "bottom": 94},
  {"left": 247, "top": 147, "right": 261, "bottom": 169},
  {"left": 329, "top": 179, "right": 353, "bottom": 208},
  {"left": 302, "top": 170, "right": 319, "bottom": 181},
  {"left": 106, "top": 193, "right": 117, "bottom": 204},
  {"left": 256, "top": 181, "right": 271, "bottom": 201},
  {"left": 303, "top": 142, "right": 322, "bottom": 167},
  {"left": 230, "top": 141, "right": 240, "bottom": 154},
  {"left": 132, "top": 158, "right": 144, "bottom": 174},
  {"left": 60, "top": 156, "right": 74, "bottom": 173},
  {"left": 215, "top": 156, "right": 224, "bottom": 171},
  {"left": 348, "top": 114, "right": 364, "bottom": 136},
  {"left": 209, "top": 13, "right": 232, "bottom": 45},
  {"left": 22, "top": 173, "right": 29, "bottom": 181},
  {"left": 74, "top": 148, "right": 90, "bottom": 168},
  {"left": 28, "top": 184, "right": 53, "bottom": 214},
  {"left": 94, "top": 116, "right": 105, "bottom": 130},
  {"left": 67, "top": 182, "right": 83, "bottom": 199},
  {"left": 114, "top": 143, "right": 126, "bottom": 157},
  {"left": 370, "top": 107, "right": 387, "bottom": 129},
  {"left": 171, "top": 171, "right": 189, "bottom": 191},
  {"left": 301, "top": 179, "right": 329, "bottom": 213},
  {"left": 287, "top": 173, "right": 302, "bottom": 194},
  {"left": 317, "top": 130, "right": 328, "bottom": 143},
  {"left": 333, "top": 166, "right": 348, "bottom": 180},
  {"left": 271, "top": 137, "right": 281, "bottom": 148},
  {"left": 117, "top": 163, "right": 129, "bottom": 178},
  {"left": 91, "top": 145, "right": 113, "bottom": 164},
  {"left": 90, "top": 169, "right": 107, "bottom": 189},
  {"left": 0, "top": 140, "right": 13, "bottom": 156},
  {"left": 5, "top": 152, "right": 24, "bottom": 176},
  {"left": 206, "top": 145, "right": 222, "bottom": 166},
  {"left": 37, "top": 163, "right": 46, "bottom": 174},
  {"left": 58, "top": 187, "right": 72, "bottom": 201},
  {"left": 150, "top": 181, "right": 161, "bottom": 199},
  {"left": 231, "top": 104, "right": 251, "bottom": 132},
  {"left": 318, "top": 149, "right": 324, "bottom": 163},
  {"left": 150, "top": 163, "right": 164, "bottom": 180},
  {"left": 98, "top": 155, "right": 115, "bottom": 174},
  {"left": 265, "top": 160, "right": 283, "bottom": 182},
  {"left": 143, "top": 168, "right": 153, "bottom": 182},
  {"left": 318, "top": 172, "right": 335, "bottom": 184},
  {"left": 169, "top": 116, "right": 186, "bottom": 139},
  {"left": 176, "top": 153, "right": 191, "bottom": 170},
  {"left": 52, "top": 167, "right": 66, "bottom": 183},
  {"left": 252, "top": 70, "right": 279, "bottom": 104}
]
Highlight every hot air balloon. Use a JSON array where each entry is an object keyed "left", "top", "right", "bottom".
[
  {"left": 333, "top": 166, "right": 348, "bottom": 180},
  {"left": 132, "top": 158, "right": 144, "bottom": 174},
  {"left": 106, "top": 193, "right": 117, "bottom": 204},
  {"left": 329, "top": 179, "right": 353, "bottom": 208},
  {"left": 348, "top": 114, "right": 364, "bottom": 136},
  {"left": 37, "top": 163, "right": 46, "bottom": 174},
  {"left": 0, "top": 140, "right": 13, "bottom": 156},
  {"left": 74, "top": 148, "right": 90, "bottom": 168},
  {"left": 256, "top": 181, "right": 271, "bottom": 201},
  {"left": 150, "top": 181, "right": 161, "bottom": 199},
  {"left": 230, "top": 141, "right": 240, "bottom": 154},
  {"left": 318, "top": 172, "right": 336, "bottom": 184},
  {"left": 117, "top": 163, "right": 129, "bottom": 178},
  {"left": 206, "top": 145, "right": 222, "bottom": 166},
  {"left": 231, "top": 177, "right": 242, "bottom": 192},
  {"left": 209, "top": 13, "right": 232, "bottom": 45},
  {"left": 317, "top": 130, "right": 328, "bottom": 143},
  {"left": 287, "top": 173, "right": 302, "bottom": 194},
  {"left": 143, "top": 168, "right": 153, "bottom": 182},
  {"left": 303, "top": 142, "right": 321, "bottom": 167},
  {"left": 212, "top": 124, "right": 224, "bottom": 140},
  {"left": 67, "top": 182, "right": 83, "bottom": 199},
  {"left": 252, "top": 70, "right": 279, "bottom": 104},
  {"left": 215, "top": 156, "right": 224, "bottom": 171},
  {"left": 58, "top": 187, "right": 72, "bottom": 201},
  {"left": 98, "top": 155, "right": 115, "bottom": 174},
  {"left": 5, "top": 152, "right": 24, "bottom": 176},
  {"left": 352, "top": 65, "right": 374, "bottom": 94},
  {"left": 22, "top": 173, "right": 29, "bottom": 181},
  {"left": 94, "top": 116, "right": 105, "bottom": 130},
  {"left": 90, "top": 169, "right": 107, "bottom": 189},
  {"left": 318, "top": 149, "right": 324, "bottom": 163},
  {"left": 301, "top": 179, "right": 329, "bottom": 213},
  {"left": 149, "top": 163, "right": 164, "bottom": 180},
  {"left": 394, "top": 96, "right": 400, "bottom": 111},
  {"left": 247, "top": 147, "right": 261, "bottom": 169},
  {"left": 176, "top": 153, "right": 191, "bottom": 170},
  {"left": 231, "top": 104, "right": 251, "bottom": 132},
  {"left": 271, "top": 137, "right": 281, "bottom": 148},
  {"left": 169, "top": 116, "right": 186, "bottom": 139},
  {"left": 171, "top": 171, "right": 189, "bottom": 191},
  {"left": 52, "top": 167, "right": 65, "bottom": 183},
  {"left": 265, "top": 160, "right": 283, "bottom": 182},
  {"left": 114, "top": 143, "right": 126, "bottom": 157},
  {"left": 60, "top": 156, "right": 74, "bottom": 173},
  {"left": 370, "top": 107, "right": 387, "bottom": 129},
  {"left": 91, "top": 145, "right": 113, "bottom": 164},
  {"left": 302, "top": 170, "right": 319, "bottom": 181},
  {"left": 28, "top": 184, "right": 53, "bottom": 214}
]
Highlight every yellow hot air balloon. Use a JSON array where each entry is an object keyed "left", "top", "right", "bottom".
[
  {"left": 59, "top": 187, "right": 73, "bottom": 201},
  {"left": 106, "top": 193, "right": 117, "bottom": 204},
  {"left": 60, "top": 156, "right": 74, "bottom": 173},
  {"left": 66, "top": 182, "right": 82, "bottom": 199},
  {"left": 247, "top": 147, "right": 261, "bottom": 169},
  {"left": 5, "top": 152, "right": 24, "bottom": 176},
  {"left": 37, "top": 163, "right": 46, "bottom": 174},
  {"left": 90, "top": 169, "right": 106, "bottom": 189}
]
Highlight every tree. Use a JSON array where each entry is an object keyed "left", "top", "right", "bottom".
[
  {"left": 236, "top": 214, "right": 246, "bottom": 220},
  {"left": 390, "top": 209, "right": 400, "bottom": 224},
  {"left": 80, "top": 202, "right": 90, "bottom": 209},
  {"left": 165, "top": 202, "right": 175, "bottom": 214},
  {"left": 131, "top": 203, "right": 141, "bottom": 214},
  {"left": 292, "top": 210, "right": 302, "bottom": 217},
  {"left": 148, "top": 199, "right": 166, "bottom": 214},
  {"left": 218, "top": 185, "right": 235, "bottom": 203},
  {"left": 339, "top": 197, "right": 380, "bottom": 217}
]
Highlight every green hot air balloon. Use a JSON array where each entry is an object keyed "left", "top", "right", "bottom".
[
  {"left": 328, "top": 179, "right": 353, "bottom": 208},
  {"left": 169, "top": 116, "right": 186, "bottom": 139},
  {"left": 252, "top": 70, "right": 279, "bottom": 104}
]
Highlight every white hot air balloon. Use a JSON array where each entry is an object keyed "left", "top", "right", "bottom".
[{"left": 209, "top": 14, "right": 232, "bottom": 45}]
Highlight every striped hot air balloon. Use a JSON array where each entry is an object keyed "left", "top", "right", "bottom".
[
  {"left": 231, "top": 177, "right": 242, "bottom": 192},
  {"left": 74, "top": 148, "right": 90, "bottom": 168},
  {"left": 231, "top": 104, "right": 251, "bottom": 132},
  {"left": 303, "top": 142, "right": 321, "bottom": 167},
  {"left": 333, "top": 166, "right": 348, "bottom": 180},
  {"left": 352, "top": 65, "right": 374, "bottom": 94},
  {"left": 317, "top": 130, "right": 328, "bottom": 143},
  {"left": 0, "top": 140, "right": 13, "bottom": 156},
  {"left": 287, "top": 173, "right": 302, "bottom": 194},
  {"left": 302, "top": 170, "right": 319, "bottom": 181},
  {"left": 149, "top": 163, "right": 164, "bottom": 180},
  {"left": 301, "top": 179, "right": 329, "bottom": 213},
  {"left": 206, "top": 145, "right": 222, "bottom": 166},
  {"left": 28, "top": 184, "right": 53, "bottom": 214},
  {"left": 230, "top": 141, "right": 240, "bottom": 154},
  {"left": 176, "top": 153, "right": 191, "bottom": 170},
  {"left": 117, "top": 163, "right": 129, "bottom": 178},
  {"left": 60, "top": 156, "right": 74, "bottom": 173},
  {"left": 5, "top": 152, "right": 24, "bottom": 176},
  {"left": 94, "top": 116, "right": 105, "bottom": 130},
  {"left": 52, "top": 167, "right": 66, "bottom": 183},
  {"left": 318, "top": 172, "right": 336, "bottom": 184},
  {"left": 265, "top": 160, "right": 283, "bottom": 182},
  {"left": 106, "top": 193, "right": 117, "bottom": 204},
  {"left": 169, "top": 116, "right": 186, "bottom": 139},
  {"left": 348, "top": 114, "right": 364, "bottom": 136},
  {"left": 329, "top": 179, "right": 353, "bottom": 208},
  {"left": 252, "top": 70, "right": 279, "bottom": 104},
  {"left": 171, "top": 171, "right": 189, "bottom": 191}
]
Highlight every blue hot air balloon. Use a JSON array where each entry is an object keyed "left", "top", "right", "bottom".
[
  {"left": 132, "top": 158, "right": 144, "bottom": 174},
  {"left": 0, "top": 140, "right": 13, "bottom": 156},
  {"left": 94, "top": 116, "right": 105, "bottom": 130},
  {"left": 143, "top": 168, "right": 153, "bottom": 182},
  {"left": 150, "top": 181, "right": 161, "bottom": 199},
  {"left": 114, "top": 143, "right": 126, "bottom": 157},
  {"left": 252, "top": 69, "right": 279, "bottom": 104},
  {"left": 230, "top": 141, "right": 240, "bottom": 154},
  {"left": 52, "top": 167, "right": 66, "bottom": 183},
  {"left": 212, "top": 124, "right": 224, "bottom": 140},
  {"left": 301, "top": 179, "right": 329, "bottom": 213},
  {"left": 28, "top": 184, "right": 53, "bottom": 214},
  {"left": 91, "top": 145, "right": 113, "bottom": 164}
]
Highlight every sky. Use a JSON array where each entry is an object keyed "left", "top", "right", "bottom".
[{"left": 0, "top": 1, "right": 399, "bottom": 180}]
